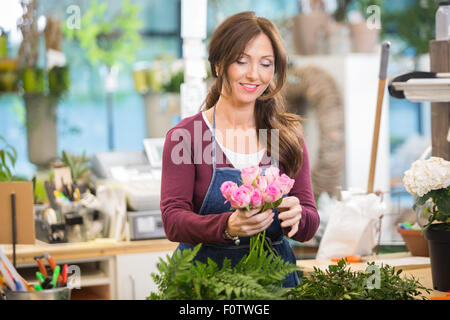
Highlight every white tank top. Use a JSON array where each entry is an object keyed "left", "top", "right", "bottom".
[{"left": 202, "top": 112, "right": 265, "bottom": 170}]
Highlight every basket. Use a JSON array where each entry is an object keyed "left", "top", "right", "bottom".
[{"left": 397, "top": 226, "right": 429, "bottom": 257}]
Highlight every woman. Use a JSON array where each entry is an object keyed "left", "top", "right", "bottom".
[{"left": 160, "top": 11, "right": 319, "bottom": 287}]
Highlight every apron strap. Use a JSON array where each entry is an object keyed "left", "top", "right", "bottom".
[{"left": 212, "top": 105, "right": 217, "bottom": 169}]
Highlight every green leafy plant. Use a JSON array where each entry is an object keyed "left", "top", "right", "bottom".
[
  {"left": 64, "top": 0, "right": 143, "bottom": 68},
  {"left": 148, "top": 244, "right": 299, "bottom": 300},
  {"left": 382, "top": 0, "right": 438, "bottom": 56},
  {"left": 415, "top": 187, "right": 450, "bottom": 232},
  {"left": 286, "top": 259, "right": 430, "bottom": 300},
  {"left": 0, "top": 135, "right": 17, "bottom": 182},
  {"left": 162, "top": 70, "right": 184, "bottom": 94},
  {"left": 61, "top": 150, "right": 90, "bottom": 182}
]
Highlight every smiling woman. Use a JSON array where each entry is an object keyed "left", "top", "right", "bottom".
[{"left": 160, "top": 11, "right": 319, "bottom": 289}]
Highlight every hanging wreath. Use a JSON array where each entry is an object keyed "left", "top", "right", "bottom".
[{"left": 283, "top": 65, "right": 346, "bottom": 198}]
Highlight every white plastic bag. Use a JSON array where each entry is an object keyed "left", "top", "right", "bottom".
[{"left": 316, "top": 192, "right": 385, "bottom": 259}]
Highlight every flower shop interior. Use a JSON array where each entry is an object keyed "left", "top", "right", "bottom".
[{"left": 0, "top": 0, "right": 449, "bottom": 302}]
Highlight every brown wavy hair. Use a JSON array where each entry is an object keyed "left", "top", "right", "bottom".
[{"left": 201, "top": 11, "right": 304, "bottom": 177}]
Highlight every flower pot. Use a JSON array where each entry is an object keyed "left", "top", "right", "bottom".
[
  {"left": 292, "top": 12, "right": 329, "bottom": 55},
  {"left": 425, "top": 225, "right": 450, "bottom": 291},
  {"left": 349, "top": 22, "right": 379, "bottom": 53},
  {"left": 396, "top": 226, "right": 429, "bottom": 257},
  {"left": 24, "top": 93, "right": 58, "bottom": 167},
  {"left": 0, "top": 34, "right": 7, "bottom": 58},
  {"left": 22, "top": 68, "right": 45, "bottom": 93},
  {"left": 48, "top": 66, "right": 70, "bottom": 96}
]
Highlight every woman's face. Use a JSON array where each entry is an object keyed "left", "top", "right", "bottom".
[{"left": 222, "top": 33, "right": 275, "bottom": 107}]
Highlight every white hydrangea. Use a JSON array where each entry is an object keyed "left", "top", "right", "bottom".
[{"left": 403, "top": 157, "right": 450, "bottom": 197}]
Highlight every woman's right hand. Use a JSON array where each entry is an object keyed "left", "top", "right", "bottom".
[{"left": 226, "top": 207, "right": 274, "bottom": 237}]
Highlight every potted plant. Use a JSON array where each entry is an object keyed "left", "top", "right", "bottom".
[
  {"left": 0, "top": 28, "right": 19, "bottom": 93},
  {"left": 349, "top": 0, "right": 384, "bottom": 53},
  {"left": 327, "top": 0, "right": 352, "bottom": 54},
  {"left": 291, "top": 0, "right": 329, "bottom": 55},
  {"left": 133, "top": 57, "right": 183, "bottom": 138},
  {"left": 382, "top": 0, "right": 439, "bottom": 68},
  {"left": 403, "top": 156, "right": 450, "bottom": 291},
  {"left": 16, "top": 0, "right": 70, "bottom": 168}
]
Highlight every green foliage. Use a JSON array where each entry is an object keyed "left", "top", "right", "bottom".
[
  {"left": 382, "top": 0, "right": 439, "bottom": 56},
  {"left": 0, "top": 135, "right": 18, "bottom": 182},
  {"left": 285, "top": 259, "right": 430, "bottom": 300},
  {"left": 415, "top": 186, "right": 450, "bottom": 231},
  {"left": 32, "top": 176, "right": 48, "bottom": 204},
  {"left": 161, "top": 70, "right": 184, "bottom": 94},
  {"left": 148, "top": 244, "right": 299, "bottom": 300},
  {"left": 64, "top": 0, "right": 143, "bottom": 68},
  {"left": 61, "top": 150, "right": 90, "bottom": 182}
]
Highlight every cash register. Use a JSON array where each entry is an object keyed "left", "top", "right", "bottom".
[{"left": 91, "top": 138, "right": 166, "bottom": 240}]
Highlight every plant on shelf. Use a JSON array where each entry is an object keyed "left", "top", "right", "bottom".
[
  {"left": 60, "top": 150, "right": 90, "bottom": 185},
  {"left": 286, "top": 258, "right": 430, "bottom": 300}
]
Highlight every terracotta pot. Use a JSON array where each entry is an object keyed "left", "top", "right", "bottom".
[
  {"left": 396, "top": 226, "right": 429, "bottom": 257},
  {"left": 292, "top": 12, "right": 329, "bottom": 55},
  {"left": 350, "top": 22, "right": 379, "bottom": 53}
]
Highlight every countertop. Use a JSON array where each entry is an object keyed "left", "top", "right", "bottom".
[{"left": 2, "top": 238, "right": 178, "bottom": 265}]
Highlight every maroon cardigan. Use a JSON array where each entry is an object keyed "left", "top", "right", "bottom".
[{"left": 160, "top": 111, "right": 319, "bottom": 245}]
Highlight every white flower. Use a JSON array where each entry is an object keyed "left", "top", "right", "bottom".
[{"left": 403, "top": 157, "right": 450, "bottom": 197}]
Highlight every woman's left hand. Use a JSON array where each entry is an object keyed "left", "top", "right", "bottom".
[{"left": 277, "top": 196, "right": 302, "bottom": 238}]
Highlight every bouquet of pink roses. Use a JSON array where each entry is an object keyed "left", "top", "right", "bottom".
[{"left": 220, "top": 165, "right": 295, "bottom": 257}]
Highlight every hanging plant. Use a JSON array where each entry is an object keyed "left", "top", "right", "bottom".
[{"left": 64, "top": 0, "right": 143, "bottom": 68}]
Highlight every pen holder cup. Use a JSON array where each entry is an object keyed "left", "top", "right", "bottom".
[{"left": 3, "top": 287, "right": 71, "bottom": 300}]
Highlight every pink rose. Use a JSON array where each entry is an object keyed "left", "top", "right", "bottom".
[
  {"left": 264, "top": 166, "right": 280, "bottom": 183},
  {"left": 229, "top": 185, "right": 252, "bottom": 209},
  {"left": 250, "top": 189, "right": 263, "bottom": 209},
  {"left": 276, "top": 174, "right": 295, "bottom": 195},
  {"left": 220, "top": 181, "right": 238, "bottom": 202},
  {"left": 241, "top": 165, "right": 261, "bottom": 186},
  {"left": 263, "top": 182, "right": 282, "bottom": 203},
  {"left": 255, "top": 175, "right": 268, "bottom": 192}
]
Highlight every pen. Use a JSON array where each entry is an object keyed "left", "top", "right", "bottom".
[
  {"left": 34, "top": 256, "right": 48, "bottom": 277},
  {"left": 34, "top": 283, "right": 43, "bottom": 291},
  {"left": 51, "top": 265, "right": 60, "bottom": 289},
  {"left": 36, "top": 271, "right": 46, "bottom": 284},
  {"left": 43, "top": 253, "right": 63, "bottom": 283},
  {"left": 62, "top": 264, "right": 68, "bottom": 286},
  {"left": 74, "top": 188, "right": 81, "bottom": 202},
  {"left": 42, "top": 277, "right": 52, "bottom": 289},
  {"left": 0, "top": 260, "right": 15, "bottom": 291}
]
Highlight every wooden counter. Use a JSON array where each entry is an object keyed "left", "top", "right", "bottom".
[
  {"left": 2, "top": 238, "right": 178, "bottom": 265},
  {"left": 297, "top": 252, "right": 447, "bottom": 299}
]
